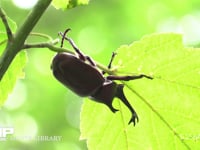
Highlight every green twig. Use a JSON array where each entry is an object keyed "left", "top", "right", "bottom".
[
  {"left": 29, "top": 32, "right": 54, "bottom": 41},
  {"left": 22, "top": 39, "right": 73, "bottom": 53},
  {"left": 0, "top": 8, "right": 13, "bottom": 41},
  {"left": 21, "top": 39, "right": 113, "bottom": 74},
  {"left": 0, "top": 0, "right": 52, "bottom": 80}
]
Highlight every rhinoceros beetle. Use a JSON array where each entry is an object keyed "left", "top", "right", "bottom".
[{"left": 51, "top": 28, "right": 153, "bottom": 126}]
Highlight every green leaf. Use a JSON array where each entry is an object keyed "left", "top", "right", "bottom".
[
  {"left": 52, "top": 0, "right": 90, "bottom": 10},
  {"left": 0, "top": 16, "right": 27, "bottom": 106},
  {"left": 80, "top": 33, "right": 200, "bottom": 150}
]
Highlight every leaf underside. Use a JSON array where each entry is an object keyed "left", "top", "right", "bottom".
[{"left": 80, "top": 33, "right": 200, "bottom": 150}]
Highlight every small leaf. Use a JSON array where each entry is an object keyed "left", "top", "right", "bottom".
[
  {"left": 0, "top": 17, "right": 27, "bottom": 106},
  {"left": 52, "top": 0, "right": 90, "bottom": 10},
  {"left": 80, "top": 33, "right": 200, "bottom": 150}
]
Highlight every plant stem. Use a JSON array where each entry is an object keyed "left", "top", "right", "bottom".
[
  {"left": 0, "top": 0, "right": 52, "bottom": 80},
  {"left": 29, "top": 32, "right": 54, "bottom": 41},
  {"left": 0, "top": 8, "right": 13, "bottom": 41},
  {"left": 22, "top": 39, "right": 73, "bottom": 53},
  {"left": 21, "top": 40, "right": 114, "bottom": 74}
]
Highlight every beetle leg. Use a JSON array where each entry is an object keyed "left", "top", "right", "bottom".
[
  {"left": 67, "top": 38, "right": 96, "bottom": 66},
  {"left": 67, "top": 37, "right": 96, "bottom": 66},
  {"left": 59, "top": 28, "right": 71, "bottom": 48},
  {"left": 107, "top": 52, "right": 117, "bottom": 69},
  {"left": 59, "top": 29, "right": 96, "bottom": 66},
  {"left": 107, "top": 74, "right": 153, "bottom": 81},
  {"left": 84, "top": 56, "right": 96, "bottom": 66},
  {"left": 59, "top": 30, "right": 86, "bottom": 61},
  {"left": 116, "top": 84, "right": 139, "bottom": 126},
  {"left": 102, "top": 52, "right": 117, "bottom": 74}
]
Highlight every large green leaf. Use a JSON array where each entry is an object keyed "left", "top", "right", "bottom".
[
  {"left": 0, "top": 16, "right": 27, "bottom": 106},
  {"left": 80, "top": 33, "right": 200, "bottom": 150},
  {"left": 52, "top": 0, "right": 90, "bottom": 10}
]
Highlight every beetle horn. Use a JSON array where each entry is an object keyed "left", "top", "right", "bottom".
[{"left": 115, "top": 84, "right": 139, "bottom": 126}]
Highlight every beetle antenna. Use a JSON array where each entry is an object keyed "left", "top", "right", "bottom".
[
  {"left": 115, "top": 84, "right": 139, "bottom": 126},
  {"left": 59, "top": 28, "right": 71, "bottom": 48}
]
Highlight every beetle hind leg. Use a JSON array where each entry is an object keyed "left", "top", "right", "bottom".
[{"left": 115, "top": 84, "right": 139, "bottom": 126}]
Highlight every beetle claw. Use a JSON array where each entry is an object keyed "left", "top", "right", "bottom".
[{"left": 128, "top": 112, "right": 139, "bottom": 126}]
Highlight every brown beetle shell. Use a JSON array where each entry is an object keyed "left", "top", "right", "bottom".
[{"left": 52, "top": 53, "right": 105, "bottom": 97}]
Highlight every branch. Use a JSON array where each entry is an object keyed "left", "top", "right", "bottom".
[
  {"left": 22, "top": 39, "right": 74, "bottom": 54},
  {"left": 0, "top": 0, "right": 52, "bottom": 80},
  {"left": 21, "top": 40, "right": 113, "bottom": 74},
  {"left": 0, "top": 8, "right": 13, "bottom": 41}
]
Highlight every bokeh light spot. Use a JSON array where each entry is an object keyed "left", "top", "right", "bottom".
[
  {"left": 157, "top": 13, "right": 200, "bottom": 45},
  {"left": 78, "top": 26, "right": 107, "bottom": 55},
  {"left": 5, "top": 81, "right": 27, "bottom": 110},
  {"left": 13, "top": 113, "right": 38, "bottom": 143},
  {"left": 12, "top": 0, "right": 38, "bottom": 9},
  {"left": 65, "top": 93, "right": 82, "bottom": 129}
]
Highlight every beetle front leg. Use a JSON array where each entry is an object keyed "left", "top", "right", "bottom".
[
  {"left": 67, "top": 39, "right": 96, "bottom": 66},
  {"left": 107, "top": 74, "right": 153, "bottom": 81},
  {"left": 59, "top": 29, "right": 96, "bottom": 66}
]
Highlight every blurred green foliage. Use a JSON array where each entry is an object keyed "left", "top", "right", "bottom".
[{"left": 0, "top": 0, "right": 200, "bottom": 149}]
